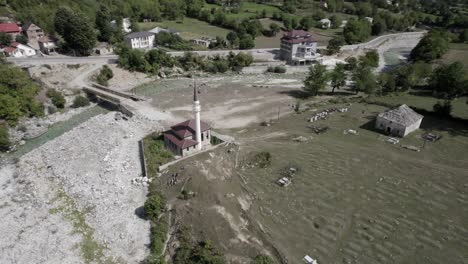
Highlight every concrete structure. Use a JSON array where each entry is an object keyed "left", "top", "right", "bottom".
[
  {"left": 95, "top": 42, "right": 113, "bottom": 55},
  {"left": 0, "top": 23, "right": 21, "bottom": 38},
  {"left": 22, "top": 22, "right": 44, "bottom": 43},
  {"left": 124, "top": 31, "right": 155, "bottom": 49},
  {"left": 164, "top": 84, "right": 211, "bottom": 156},
  {"left": 2, "top": 42, "right": 36, "bottom": 57},
  {"left": 38, "top": 36, "right": 58, "bottom": 54},
  {"left": 375, "top": 104, "right": 423, "bottom": 137},
  {"left": 111, "top": 18, "right": 131, "bottom": 33},
  {"left": 190, "top": 37, "right": 215, "bottom": 48},
  {"left": 320, "top": 18, "right": 331, "bottom": 29},
  {"left": 280, "top": 30, "right": 318, "bottom": 65}
]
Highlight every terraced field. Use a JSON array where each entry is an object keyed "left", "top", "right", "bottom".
[{"left": 233, "top": 102, "right": 468, "bottom": 263}]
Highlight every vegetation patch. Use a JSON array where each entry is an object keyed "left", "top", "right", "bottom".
[
  {"left": 143, "top": 132, "right": 174, "bottom": 177},
  {"left": 72, "top": 95, "right": 91, "bottom": 108},
  {"left": 173, "top": 227, "right": 225, "bottom": 264},
  {"left": 47, "top": 89, "right": 66, "bottom": 109},
  {"left": 49, "top": 187, "right": 114, "bottom": 264},
  {"left": 95, "top": 65, "right": 114, "bottom": 86}
]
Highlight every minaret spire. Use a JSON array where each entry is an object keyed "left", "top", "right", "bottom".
[{"left": 192, "top": 79, "right": 202, "bottom": 150}]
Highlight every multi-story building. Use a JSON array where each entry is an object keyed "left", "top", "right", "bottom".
[
  {"left": 280, "top": 30, "right": 318, "bottom": 65},
  {"left": 124, "top": 31, "right": 155, "bottom": 49}
]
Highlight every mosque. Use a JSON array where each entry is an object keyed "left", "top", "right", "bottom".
[{"left": 163, "top": 84, "right": 212, "bottom": 157}]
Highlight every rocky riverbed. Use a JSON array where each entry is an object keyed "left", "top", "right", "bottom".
[{"left": 0, "top": 112, "right": 162, "bottom": 263}]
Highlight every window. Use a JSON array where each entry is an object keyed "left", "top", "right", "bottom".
[
  {"left": 186, "top": 147, "right": 189, "bottom": 151},
  {"left": 193, "top": 146, "right": 195, "bottom": 149},
  {"left": 202, "top": 133, "right": 204, "bottom": 141}
]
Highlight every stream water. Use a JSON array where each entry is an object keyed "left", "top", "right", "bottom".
[{"left": 6, "top": 106, "right": 109, "bottom": 159}]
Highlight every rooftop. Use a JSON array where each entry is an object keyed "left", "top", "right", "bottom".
[
  {"left": 124, "top": 31, "right": 154, "bottom": 39},
  {"left": 170, "top": 119, "right": 210, "bottom": 139},
  {"left": 378, "top": 104, "right": 423, "bottom": 126},
  {"left": 0, "top": 23, "right": 21, "bottom": 33}
]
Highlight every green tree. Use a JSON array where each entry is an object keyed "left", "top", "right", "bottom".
[
  {"left": 360, "top": 50, "right": 379, "bottom": 68},
  {"left": 343, "top": 19, "right": 371, "bottom": 44},
  {"left": 239, "top": 34, "right": 255, "bottom": 49},
  {"left": 304, "top": 64, "right": 328, "bottom": 96},
  {"left": 55, "top": 8, "right": 97, "bottom": 55},
  {"left": 0, "top": 32, "right": 12, "bottom": 46},
  {"left": 327, "top": 36, "right": 344, "bottom": 55},
  {"left": 330, "top": 63, "right": 347, "bottom": 93},
  {"left": 226, "top": 31, "right": 239, "bottom": 48},
  {"left": 430, "top": 62, "right": 467, "bottom": 98},
  {"left": 330, "top": 15, "right": 342, "bottom": 29},
  {"left": 0, "top": 95, "right": 22, "bottom": 125},
  {"left": 96, "top": 5, "right": 113, "bottom": 42},
  {"left": 269, "top": 23, "right": 281, "bottom": 36},
  {"left": 352, "top": 65, "right": 376, "bottom": 95},
  {"left": 299, "top": 17, "right": 313, "bottom": 30},
  {"left": 410, "top": 30, "right": 449, "bottom": 62},
  {"left": 371, "top": 18, "right": 387, "bottom": 36}
]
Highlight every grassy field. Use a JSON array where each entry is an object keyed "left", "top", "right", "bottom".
[
  {"left": 439, "top": 43, "right": 468, "bottom": 74},
  {"left": 139, "top": 18, "right": 230, "bottom": 40},
  {"left": 152, "top": 100, "right": 468, "bottom": 263},
  {"left": 368, "top": 94, "right": 468, "bottom": 120},
  {"left": 234, "top": 102, "right": 468, "bottom": 263}
]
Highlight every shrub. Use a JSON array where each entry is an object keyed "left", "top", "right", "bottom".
[
  {"left": 0, "top": 124, "right": 10, "bottom": 152},
  {"left": 96, "top": 65, "right": 113, "bottom": 86},
  {"left": 144, "top": 192, "right": 166, "bottom": 220},
  {"left": 252, "top": 255, "right": 274, "bottom": 264},
  {"left": 253, "top": 151, "right": 272, "bottom": 168},
  {"left": 433, "top": 100, "right": 452, "bottom": 117},
  {"left": 267, "top": 65, "right": 286, "bottom": 73},
  {"left": 72, "top": 95, "right": 90, "bottom": 108},
  {"left": 46, "top": 89, "right": 66, "bottom": 109}
]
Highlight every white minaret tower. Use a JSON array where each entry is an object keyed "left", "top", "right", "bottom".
[{"left": 193, "top": 81, "right": 202, "bottom": 150}]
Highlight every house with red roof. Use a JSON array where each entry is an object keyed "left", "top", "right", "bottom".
[
  {"left": 280, "top": 30, "right": 318, "bottom": 65},
  {"left": 163, "top": 85, "right": 212, "bottom": 157},
  {"left": 0, "top": 23, "right": 22, "bottom": 38},
  {"left": 2, "top": 42, "right": 36, "bottom": 57}
]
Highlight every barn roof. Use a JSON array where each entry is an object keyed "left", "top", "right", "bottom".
[
  {"left": 378, "top": 104, "right": 423, "bottom": 127},
  {"left": 124, "top": 31, "right": 154, "bottom": 39},
  {"left": 170, "top": 119, "right": 210, "bottom": 139},
  {"left": 0, "top": 23, "right": 21, "bottom": 33}
]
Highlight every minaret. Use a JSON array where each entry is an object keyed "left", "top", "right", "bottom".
[{"left": 193, "top": 81, "right": 202, "bottom": 150}]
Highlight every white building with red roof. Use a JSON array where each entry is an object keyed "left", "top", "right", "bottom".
[
  {"left": 280, "top": 30, "right": 318, "bottom": 65},
  {"left": 164, "top": 85, "right": 212, "bottom": 157},
  {"left": 1, "top": 42, "right": 36, "bottom": 57}
]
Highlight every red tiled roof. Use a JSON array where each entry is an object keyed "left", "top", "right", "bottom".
[
  {"left": 164, "top": 132, "right": 198, "bottom": 149},
  {"left": 11, "top": 42, "right": 20, "bottom": 47},
  {"left": 3, "top": 47, "right": 17, "bottom": 53},
  {"left": 170, "top": 119, "right": 210, "bottom": 139},
  {"left": 0, "top": 23, "right": 21, "bottom": 33},
  {"left": 283, "top": 30, "right": 311, "bottom": 38},
  {"left": 282, "top": 37, "right": 316, "bottom": 44}
]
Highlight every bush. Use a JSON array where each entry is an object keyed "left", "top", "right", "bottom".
[
  {"left": 0, "top": 124, "right": 10, "bottom": 152},
  {"left": 46, "top": 89, "right": 66, "bottom": 109},
  {"left": 253, "top": 151, "right": 272, "bottom": 168},
  {"left": 96, "top": 65, "right": 113, "bottom": 86},
  {"left": 252, "top": 255, "right": 274, "bottom": 264},
  {"left": 433, "top": 100, "right": 452, "bottom": 117},
  {"left": 144, "top": 192, "right": 166, "bottom": 221},
  {"left": 72, "top": 95, "right": 90, "bottom": 108},
  {"left": 267, "top": 65, "right": 286, "bottom": 73}
]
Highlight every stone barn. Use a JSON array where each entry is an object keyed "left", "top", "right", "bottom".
[{"left": 375, "top": 104, "right": 423, "bottom": 137}]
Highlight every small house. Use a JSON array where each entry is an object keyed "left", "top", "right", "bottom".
[
  {"left": 375, "top": 104, "right": 423, "bottom": 137},
  {"left": 38, "top": 36, "right": 58, "bottom": 54},
  {"left": 0, "top": 23, "right": 21, "bottom": 38},
  {"left": 22, "top": 22, "right": 45, "bottom": 43},
  {"left": 124, "top": 31, "right": 155, "bottom": 49},
  {"left": 2, "top": 42, "right": 36, "bottom": 57},
  {"left": 190, "top": 37, "right": 215, "bottom": 48},
  {"left": 320, "top": 18, "right": 331, "bottom": 29}
]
